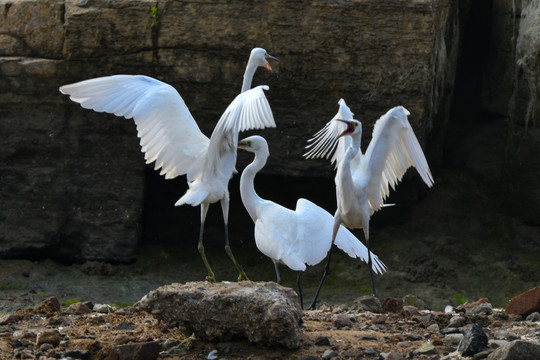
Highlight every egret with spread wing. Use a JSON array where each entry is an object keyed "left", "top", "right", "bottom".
[
  {"left": 59, "top": 48, "right": 278, "bottom": 282},
  {"left": 304, "top": 100, "right": 434, "bottom": 307},
  {"left": 238, "top": 135, "right": 386, "bottom": 309}
]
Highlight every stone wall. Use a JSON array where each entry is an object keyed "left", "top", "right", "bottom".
[{"left": 4, "top": 0, "right": 533, "bottom": 262}]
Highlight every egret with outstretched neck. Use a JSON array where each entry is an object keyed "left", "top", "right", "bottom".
[
  {"left": 60, "top": 48, "right": 278, "bottom": 282},
  {"left": 238, "top": 135, "right": 386, "bottom": 309},
  {"left": 305, "top": 100, "right": 434, "bottom": 308}
]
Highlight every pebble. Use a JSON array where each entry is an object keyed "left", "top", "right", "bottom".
[
  {"left": 426, "top": 323, "right": 440, "bottom": 332},
  {"left": 322, "top": 349, "right": 338, "bottom": 359},
  {"left": 444, "top": 333, "right": 464, "bottom": 346},
  {"left": 403, "top": 294, "right": 426, "bottom": 309},
  {"left": 353, "top": 295, "right": 382, "bottom": 313},
  {"left": 466, "top": 302, "right": 493, "bottom": 316},
  {"left": 414, "top": 341, "right": 437, "bottom": 355},
  {"left": 64, "top": 302, "right": 91, "bottom": 315},
  {"left": 401, "top": 305, "right": 419, "bottom": 317},
  {"left": 364, "top": 347, "right": 377, "bottom": 356}
]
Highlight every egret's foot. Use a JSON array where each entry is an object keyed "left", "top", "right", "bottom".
[
  {"left": 237, "top": 271, "right": 249, "bottom": 282},
  {"left": 205, "top": 274, "right": 216, "bottom": 283},
  {"left": 307, "top": 301, "right": 317, "bottom": 311}
]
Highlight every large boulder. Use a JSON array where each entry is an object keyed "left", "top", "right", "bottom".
[{"left": 136, "top": 281, "right": 303, "bottom": 349}]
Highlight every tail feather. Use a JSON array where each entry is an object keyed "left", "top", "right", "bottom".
[{"left": 175, "top": 190, "right": 209, "bottom": 207}]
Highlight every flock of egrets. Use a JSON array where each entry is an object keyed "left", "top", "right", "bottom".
[{"left": 59, "top": 47, "right": 434, "bottom": 309}]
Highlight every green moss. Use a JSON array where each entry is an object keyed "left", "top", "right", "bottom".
[
  {"left": 451, "top": 293, "right": 469, "bottom": 305},
  {"left": 113, "top": 301, "right": 132, "bottom": 308},
  {"left": 0, "top": 283, "right": 27, "bottom": 290},
  {"left": 60, "top": 298, "right": 82, "bottom": 307}
]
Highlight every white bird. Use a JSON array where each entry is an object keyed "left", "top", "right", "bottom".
[
  {"left": 304, "top": 99, "right": 434, "bottom": 307},
  {"left": 237, "top": 135, "right": 386, "bottom": 309},
  {"left": 59, "top": 48, "right": 278, "bottom": 282}
]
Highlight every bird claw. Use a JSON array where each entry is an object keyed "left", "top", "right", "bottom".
[
  {"left": 205, "top": 275, "right": 217, "bottom": 283},
  {"left": 237, "top": 272, "right": 249, "bottom": 281}
]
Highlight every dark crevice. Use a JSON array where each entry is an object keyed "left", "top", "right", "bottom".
[{"left": 443, "top": 0, "right": 494, "bottom": 168}]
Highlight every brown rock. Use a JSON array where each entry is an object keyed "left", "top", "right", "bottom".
[
  {"left": 505, "top": 286, "right": 540, "bottom": 316},
  {"left": 64, "top": 302, "right": 92, "bottom": 315},
  {"left": 136, "top": 281, "right": 303, "bottom": 349},
  {"left": 34, "top": 297, "right": 61, "bottom": 316},
  {"left": 36, "top": 329, "right": 61, "bottom": 347},
  {"left": 333, "top": 313, "right": 354, "bottom": 328},
  {"left": 382, "top": 298, "right": 403, "bottom": 313}
]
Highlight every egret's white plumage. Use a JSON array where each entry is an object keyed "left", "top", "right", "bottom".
[
  {"left": 238, "top": 135, "right": 386, "bottom": 308},
  {"left": 60, "top": 48, "right": 278, "bottom": 282},
  {"left": 304, "top": 100, "right": 434, "bottom": 306}
]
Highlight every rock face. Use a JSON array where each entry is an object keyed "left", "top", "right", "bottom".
[
  {"left": 135, "top": 281, "right": 303, "bottom": 349},
  {"left": 1, "top": 0, "right": 538, "bottom": 261}
]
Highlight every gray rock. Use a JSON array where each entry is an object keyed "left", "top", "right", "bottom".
[
  {"left": 403, "top": 294, "right": 426, "bottom": 310},
  {"left": 486, "top": 340, "right": 540, "bottom": 360},
  {"left": 62, "top": 349, "right": 91, "bottom": 360},
  {"left": 525, "top": 311, "right": 540, "bottom": 322},
  {"left": 106, "top": 341, "right": 160, "bottom": 360},
  {"left": 322, "top": 349, "right": 339, "bottom": 359},
  {"left": 448, "top": 316, "right": 466, "bottom": 328},
  {"left": 466, "top": 302, "right": 493, "bottom": 316},
  {"left": 457, "top": 323, "right": 488, "bottom": 356},
  {"left": 384, "top": 350, "right": 403, "bottom": 360},
  {"left": 136, "top": 281, "right": 303, "bottom": 349},
  {"left": 332, "top": 313, "right": 354, "bottom": 328},
  {"left": 427, "top": 323, "right": 440, "bottom": 332},
  {"left": 444, "top": 333, "right": 464, "bottom": 346}
]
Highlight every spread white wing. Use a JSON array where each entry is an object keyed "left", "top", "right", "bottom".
[
  {"left": 60, "top": 75, "right": 210, "bottom": 180},
  {"left": 363, "top": 106, "right": 434, "bottom": 212},
  {"left": 304, "top": 98, "right": 356, "bottom": 167}
]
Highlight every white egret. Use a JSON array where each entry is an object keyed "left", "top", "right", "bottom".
[
  {"left": 304, "top": 100, "right": 434, "bottom": 307},
  {"left": 238, "top": 135, "right": 386, "bottom": 309},
  {"left": 59, "top": 48, "right": 278, "bottom": 282}
]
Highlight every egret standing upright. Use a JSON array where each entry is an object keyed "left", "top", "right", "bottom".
[
  {"left": 238, "top": 135, "right": 386, "bottom": 309},
  {"left": 304, "top": 100, "right": 434, "bottom": 308},
  {"left": 60, "top": 48, "right": 278, "bottom": 282}
]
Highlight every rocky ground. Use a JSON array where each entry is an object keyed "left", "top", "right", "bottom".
[{"left": 1, "top": 289, "right": 540, "bottom": 360}]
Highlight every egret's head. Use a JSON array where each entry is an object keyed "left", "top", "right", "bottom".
[
  {"left": 250, "top": 48, "right": 278, "bottom": 73},
  {"left": 336, "top": 119, "right": 362, "bottom": 137},
  {"left": 238, "top": 135, "right": 269, "bottom": 154}
]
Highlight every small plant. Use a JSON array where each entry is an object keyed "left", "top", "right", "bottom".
[
  {"left": 451, "top": 293, "right": 469, "bottom": 304},
  {"left": 150, "top": 5, "right": 159, "bottom": 28}
]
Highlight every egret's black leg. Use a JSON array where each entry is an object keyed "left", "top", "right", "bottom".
[
  {"left": 198, "top": 203, "right": 216, "bottom": 282},
  {"left": 297, "top": 272, "right": 304, "bottom": 310},
  {"left": 221, "top": 198, "right": 249, "bottom": 281},
  {"left": 308, "top": 214, "right": 341, "bottom": 310}
]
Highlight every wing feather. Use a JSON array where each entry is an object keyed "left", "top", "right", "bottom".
[
  {"left": 60, "top": 75, "right": 210, "bottom": 179},
  {"left": 363, "top": 106, "right": 434, "bottom": 212},
  {"left": 295, "top": 199, "right": 387, "bottom": 273},
  {"left": 202, "top": 85, "right": 275, "bottom": 179},
  {"left": 304, "top": 99, "right": 354, "bottom": 166}
]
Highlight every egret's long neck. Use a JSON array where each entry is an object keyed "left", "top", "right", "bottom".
[
  {"left": 240, "top": 150, "right": 268, "bottom": 221},
  {"left": 241, "top": 59, "right": 258, "bottom": 93},
  {"left": 338, "top": 134, "right": 361, "bottom": 181}
]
